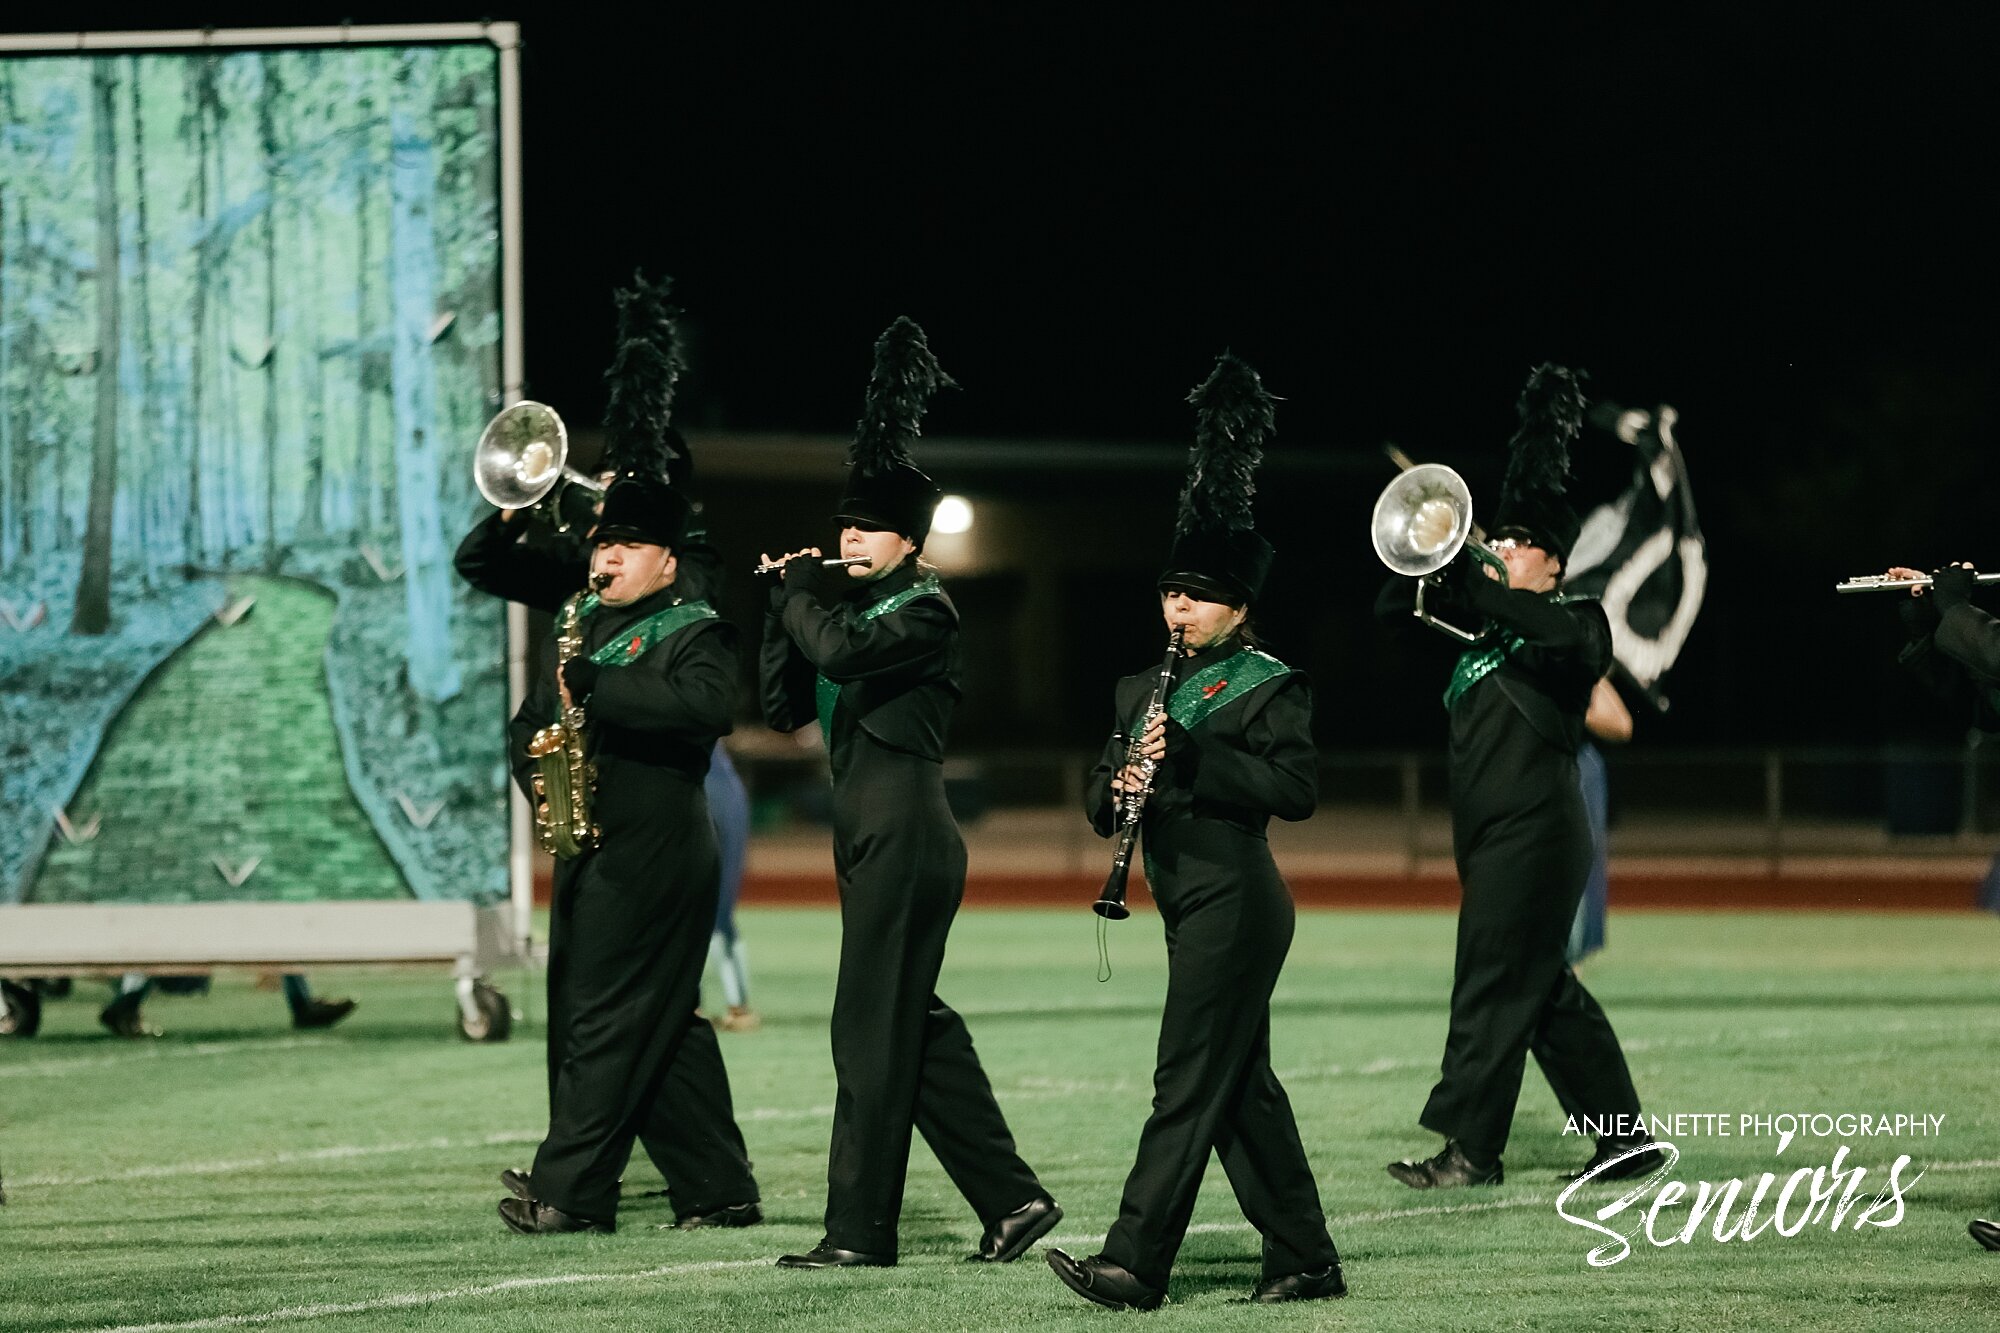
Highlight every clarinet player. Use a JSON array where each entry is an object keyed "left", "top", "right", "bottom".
[{"left": 1045, "top": 355, "right": 1344, "bottom": 1311}]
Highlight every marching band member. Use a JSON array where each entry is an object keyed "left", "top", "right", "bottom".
[
  {"left": 486, "top": 280, "right": 759, "bottom": 1235},
  {"left": 1045, "top": 355, "right": 1343, "bottom": 1311},
  {"left": 759, "top": 318, "right": 1058, "bottom": 1270},
  {"left": 1886, "top": 559, "right": 2000, "bottom": 1251},
  {"left": 1383, "top": 365, "right": 1656, "bottom": 1190}
]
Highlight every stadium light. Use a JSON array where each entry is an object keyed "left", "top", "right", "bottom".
[{"left": 933, "top": 494, "right": 974, "bottom": 535}]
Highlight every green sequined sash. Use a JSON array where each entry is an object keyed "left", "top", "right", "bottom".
[
  {"left": 577, "top": 596, "right": 719, "bottom": 667},
  {"left": 815, "top": 574, "right": 944, "bottom": 736},
  {"left": 1442, "top": 631, "right": 1524, "bottom": 711},
  {"left": 1440, "top": 591, "right": 1583, "bottom": 710},
  {"left": 1164, "top": 648, "right": 1292, "bottom": 733}
]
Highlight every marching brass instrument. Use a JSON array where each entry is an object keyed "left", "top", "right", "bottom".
[
  {"left": 1095, "top": 625, "right": 1186, "bottom": 921},
  {"left": 1370, "top": 460, "right": 1506, "bottom": 643},
  {"left": 1835, "top": 571, "right": 2000, "bottom": 594},
  {"left": 473, "top": 400, "right": 603, "bottom": 532},
  {"left": 526, "top": 572, "right": 611, "bottom": 860}
]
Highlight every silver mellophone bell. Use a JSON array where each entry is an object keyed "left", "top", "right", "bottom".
[
  {"left": 1835, "top": 572, "right": 2000, "bottom": 594},
  {"left": 752, "top": 555, "right": 873, "bottom": 575}
]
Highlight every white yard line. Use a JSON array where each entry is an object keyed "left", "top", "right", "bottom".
[
  {"left": 64, "top": 1160, "right": 2000, "bottom": 1331},
  {"left": 0, "top": 1037, "right": 326, "bottom": 1079},
  {"left": 79, "top": 1197, "right": 1563, "bottom": 1333},
  {"left": 1922, "top": 1157, "right": 2000, "bottom": 1172},
  {"left": 86, "top": 1259, "right": 774, "bottom": 1333},
  {"left": 13, "top": 1132, "right": 540, "bottom": 1188}
]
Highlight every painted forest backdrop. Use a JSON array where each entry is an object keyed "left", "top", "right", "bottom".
[{"left": 0, "top": 42, "right": 509, "bottom": 906}]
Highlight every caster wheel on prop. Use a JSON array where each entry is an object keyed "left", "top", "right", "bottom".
[
  {"left": 457, "top": 979, "right": 512, "bottom": 1042},
  {"left": 1, "top": 980, "right": 42, "bottom": 1037}
]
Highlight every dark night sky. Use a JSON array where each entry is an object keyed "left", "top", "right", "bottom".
[{"left": 28, "top": 5, "right": 2000, "bottom": 748}]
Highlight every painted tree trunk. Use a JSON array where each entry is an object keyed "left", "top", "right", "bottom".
[
  {"left": 183, "top": 58, "right": 211, "bottom": 568},
  {"left": 212, "top": 68, "right": 244, "bottom": 559},
  {"left": 346, "top": 57, "right": 377, "bottom": 538},
  {"left": 387, "top": 49, "right": 460, "bottom": 704},
  {"left": 17, "top": 210, "right": 37, "bottom": 564},
  {"left": 295, "top": 183, "right": 328, "bottom": 541},
  {"left": 128, "top": 57, "right": 162, "bottom": 588},
  {"left": 0, "top": 188, "right": 12, "bottom": 573},
  {"left": 71, "top": 65, "right": 122, "bottom": 635},
  {"left": 258, "top": 53, "right": 282, "bottom": 567}
]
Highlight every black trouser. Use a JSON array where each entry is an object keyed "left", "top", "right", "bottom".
[
  {"left": 1100, "top": 829, "right": 1337, "bottom": 1292},
  {"left": 821, "top": 739, "right": 1043, "bottom": 1255},
  {"left": 530, "top": 791, "right": 758, "bottom": 1223},
  {"left": 1421, "top": 806, "right": 1642, "bottom": 1161}
]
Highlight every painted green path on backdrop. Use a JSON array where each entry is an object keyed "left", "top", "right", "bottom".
[{"left": 30, "top": 576, "right": 407, "bottom": 903}]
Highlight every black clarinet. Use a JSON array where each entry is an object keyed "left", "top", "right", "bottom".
[{"left": 1094, "top": 625, "right": 1186, "bottom": 920}]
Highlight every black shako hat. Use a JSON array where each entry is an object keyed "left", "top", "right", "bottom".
[
  {"left": 832, "top": 317, "right": 955, "bottom": 549},
  {"left": 1158, "top": 353, "right": 1278, "bottom": 606},
  {"left": 593, "top": 273, "right": 692, "bottom": 549},
  {"left": 1489, "top": 362, "right": 1588, "bottom": 566}
]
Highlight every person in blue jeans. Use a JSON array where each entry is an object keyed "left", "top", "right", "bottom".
[
  {"left": 1568, "top": 677, "right": 1632, "bottom": 965},
  {"left": 706, "top": 742, "right": 757, "bottom": 1031}
]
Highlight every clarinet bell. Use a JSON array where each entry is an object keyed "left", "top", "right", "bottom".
[{"left": 1093, "top": 861, "right": 1133, "bottom": 921}]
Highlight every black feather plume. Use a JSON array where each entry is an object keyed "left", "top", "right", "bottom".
[
  {"left": 1175, "top": 353, "right": 1275, "bottom": 537},
  {"left": 1501, "top": 362, "right": 1588, "bottom": 503},
  {"left": 850, "top": 316, "right": 957, "bottom": 475},
  {"left": 601, "top": 271, "right": 687, "bottom": 480}
]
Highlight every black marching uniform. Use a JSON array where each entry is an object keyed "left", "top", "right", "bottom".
[
  {"left": 761, "top": 557, "right": 1047, "bottom": 1256},
  {"left": 1898, "top": 568, "right": 2000, "bottom": 720},
  {"left": 1415, "top": 570, "right": 1644, "bottom": 1164},
  {"left": 1387, "top": 364, "right": 1649, "bottom": 1184},
  {"left": 759, "top": 316, "right": 1053, "bottom": 1267},
  {"left": 509, "top": 581, "right": 758, "bottom": 1227},
  {"left": 1048, "top": 353, "right": 1343, "bottom": 1310},
  {"left": 482, "top": 273, "right": 757, "bottom": 1231},
  {"left": 458, "top": 515, "right": 748, "bottom": 1224},
  {"left": 1082, "top": 636, "right": 1340, "bottom": 1294},
  {"left": 1894, "top": 565, "right": 2000, "bottom": 1253}
]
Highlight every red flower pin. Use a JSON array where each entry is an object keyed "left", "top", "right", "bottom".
[
  {"left": 1202, "top": 679, "right": 1228, "bottom": 699},
  {"left": 628, "top": 635, "right": 644, "bottom": 657}
]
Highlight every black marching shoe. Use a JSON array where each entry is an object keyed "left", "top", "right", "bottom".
[
  {"left": 675, "top": 1201, "right": 764, "bottom": 1230},
  {"left": 1970, "top": 1218, "right": 2000, "bottom": 1251},
  {"left": 99, "top": 992, "right": 159, "bottom": 1039},
  {"left": 1386, "top": 1140, "right": 1503, "bottom": 1189},
  {"left": 498, "top": 1197, "right": 614, "bottom": 1234},
  {"left": 776, "top": 1239, "right": 895, "bottom": 1269},
  {"left": 965, "top": 1195, "right": 1063, "bottom": 1263},
  {"left": 1252, "top": 1264, "right": 1348, "bottom": 1304},
  {"left": 291, "top": 997, "right": 357, "bottom": 1030},
  {"left": 1045, "top": 1248, "right": 1165, "bottom": 1312},
  {"left": 1562, "top": 1137, "right": 1665, "bottom": 1182}
]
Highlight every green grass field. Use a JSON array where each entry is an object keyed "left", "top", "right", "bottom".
[{"left": 5, "top": 908, "right": 1998, "bottom": 1331}]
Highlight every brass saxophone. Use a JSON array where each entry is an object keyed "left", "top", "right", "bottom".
[{"left": 527, "top": 576, "right": 609, "bottom": 859}]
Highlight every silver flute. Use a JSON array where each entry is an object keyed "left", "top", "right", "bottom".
[
  {"left": 1835, "top": 572, "right": 2000, "bottom": 594},
  {"left": 752, "top": 554, "right": 873, "bottom": 575}
]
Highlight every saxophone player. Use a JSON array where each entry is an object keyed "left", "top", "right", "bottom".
[
  {"left": 1046, "top": 355, "right": 1343, "bottom": 1311},
  {"left": 495, "top": 299, "right": 760, "bottom": 1237},
  {"left": 758, "top": 318, "right": 1058, "bottom": 1270}
]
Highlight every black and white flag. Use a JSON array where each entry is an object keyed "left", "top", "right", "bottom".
[{"left": 1563, "top": 404, "right": 1707, "bottom": 708}]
